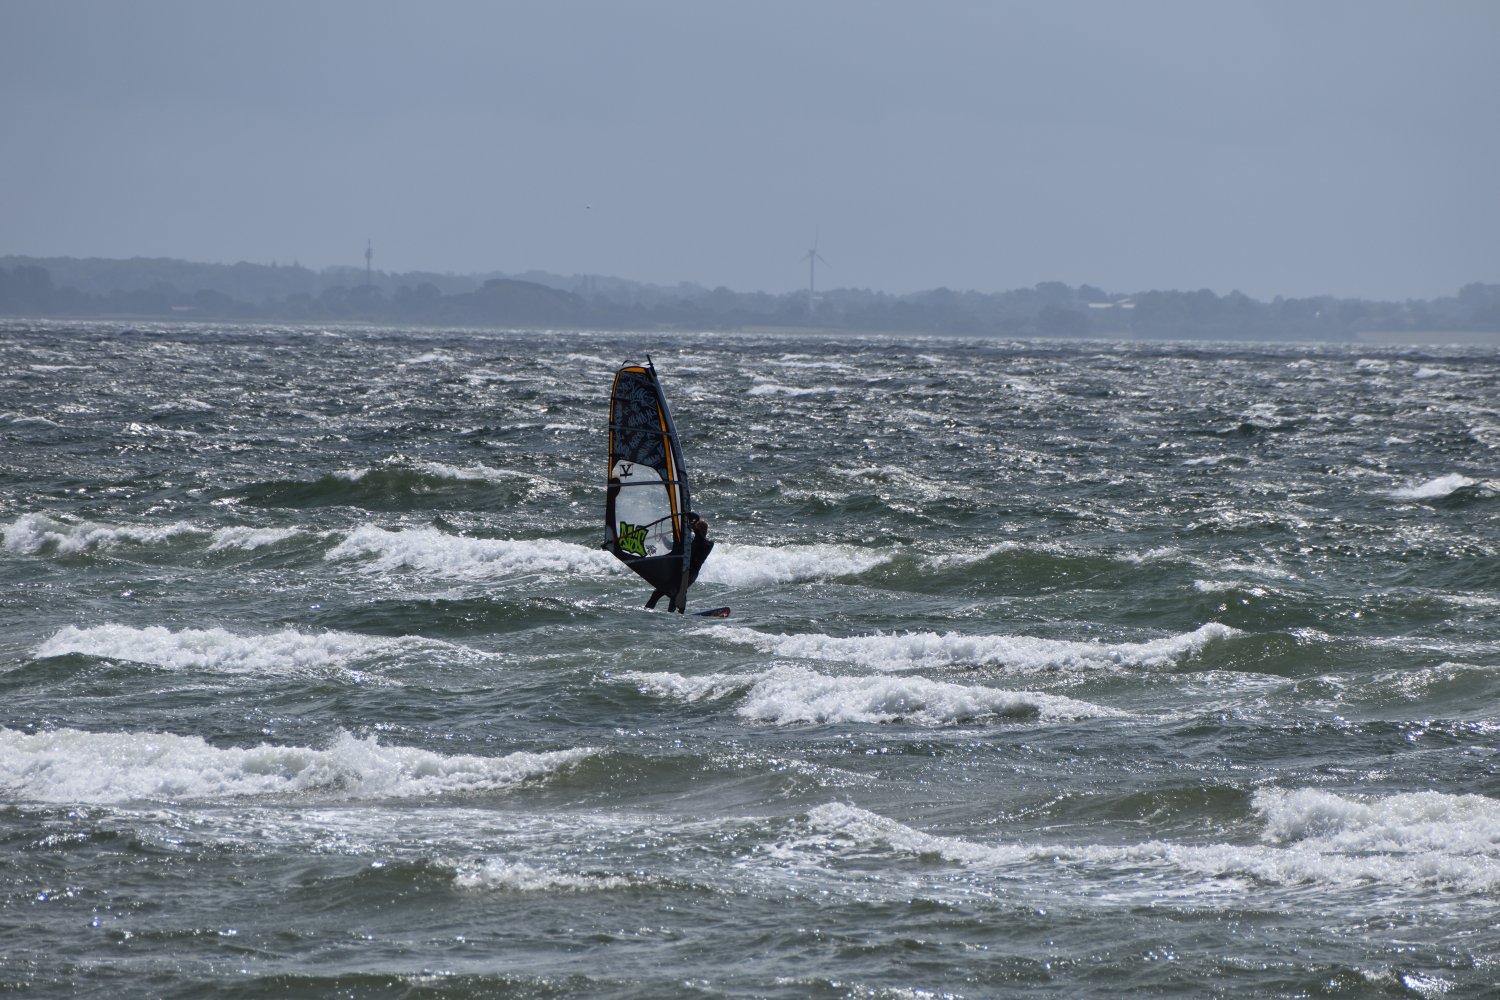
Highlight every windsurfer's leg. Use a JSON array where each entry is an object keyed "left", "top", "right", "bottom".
[{"left": 645, "top": 590, "right": 664, "bottom": 609}]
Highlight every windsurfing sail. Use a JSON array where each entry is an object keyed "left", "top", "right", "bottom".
[{"left": 604, "top": 358, "right": 695, "bottom": 611}]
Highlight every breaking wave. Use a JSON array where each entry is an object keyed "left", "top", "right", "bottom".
[
  {"left": 703, "top": 622, "right": 1238, "bottom": 674},
  {"left": 2, "top": 513, "right": 201, "bottom": 556},
  {"left": 615, "top": 665, "right": 1122, "bottom": 726},
  {"left": 698, "top": 542, "right": 893, "bottom": 587},
  {"left": 775, "top": 796, "right": 1500, "bottom": 892},
  {"left": 0, "top": 728, "right": 596, "bottom": 804},
  {"left": 325, "top": 526, "right": 618, "bottom": 579},
  {"left": 454, "top": 859, "right": 631, "bottom": 893},
  {"left": 31, "top": 623, "right": 488, "bottom": 680},
  {"left": 1389, "top": 473, "right": 1488, "bottom": 500}
]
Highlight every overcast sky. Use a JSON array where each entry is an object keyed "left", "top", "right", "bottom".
[{"left": 3, "top": 0, "right": 1496, "bottom": 300}]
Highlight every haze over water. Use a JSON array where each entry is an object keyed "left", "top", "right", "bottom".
[{"left": 3, "top": 320, "right": 1499, "bottom": 998}]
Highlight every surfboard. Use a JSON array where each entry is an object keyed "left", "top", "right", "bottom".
[
  {"left": 603, "top": 358, "right": 702, "bottom": 613},
  {"left": 693, "top": 607, "right": 731, "bottom": 618}
]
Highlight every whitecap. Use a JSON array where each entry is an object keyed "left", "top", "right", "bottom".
[
  {"left": 415, "top": 461, "right": 517, "bottom": 482},
  {"left": 767, "top": 357, "right": 857, "bottom": 372},
  {"left": 705, "top": 622, "right": 1236, "bottom": 674},
  {"left": 2, "top": 412, "right": 63, "bottom": 427},
  {"left": 922, "top": 541, "right": 1025, "bottom": 570},
  {"left": 2, "top": 513, "right": 202, "bottom": 556},
  {"left": 775, "top": 800, "right": 1500, "bottom": 893},
  {"left": 207, "top": 525, "right": 304, "bottom": 551},
  {"left": 325, "top": 525, "right": 619, "bottom": 579},
  {"left": 0, "top": 727, "right": 596, "bottom": 804},
  {"left": 123, "top": 421, "right": 198, "bottom": 438},
  {"left": 150, "top": 397, "right": 214, "bottom": 413},
  {"left": 1193, "top": 579, "right": 1270, "bottom": 597},
  {"left": 746, "top": 383, "right": 830, "bottom": 397},
  {"left": 454, "top": 859, "right": 630, "bottom": 892},
  {"left": 1254, "top": 787, "right": 1500, "bottom": 856},
  {"left": 787, "top": 802, "right": 1008, "bottom": 865},
  {"left": 31, "top": 623, "right": 461, "bottom": 681},
  {"left": 697, "top": 542, "right": 891, "bottom": 587},
  {"left": 617, "top": 666, "right": 1123, "bottom": 726},
  {"left": 1389, "top": 473, "right": 1477, "bottom": 499}
]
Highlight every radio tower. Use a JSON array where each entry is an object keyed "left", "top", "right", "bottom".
[{"left": 364, "top": 239, "right": 373, "bottom": 287}]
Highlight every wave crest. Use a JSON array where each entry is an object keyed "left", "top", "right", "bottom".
[
  {"left": 0, "top": 728, "right": 595, "bottom": 804},
  {"left": 705, "top": 622, "right": 1236, "bottom": 674},
  {"left": 617, "top": 666, "right": 1123, "bottom": 726}
]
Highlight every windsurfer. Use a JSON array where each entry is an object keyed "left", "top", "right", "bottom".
[{"left": 645, "top": 513, "right": 714, "bottom": 612}]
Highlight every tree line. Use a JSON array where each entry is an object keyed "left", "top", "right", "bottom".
[{"left": 1, "top": 255, "right": 1497, "bottom": 341}]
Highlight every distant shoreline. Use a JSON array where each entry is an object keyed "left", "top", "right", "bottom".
[
  {"left": 1355, "top": 330, "right": 1500, "bottom": 347},
  {"left": 5, "top": 255, "right": 1498, "bottom": 344},
  {"left": 5, "top": 313, "right": 1500, "bottom": 351}
]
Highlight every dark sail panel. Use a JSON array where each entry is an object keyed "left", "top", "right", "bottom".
[{"left": 604, "top": 360, "right": 694, "bottom": 606}]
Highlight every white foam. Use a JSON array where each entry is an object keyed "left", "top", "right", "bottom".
[
  {"left": 1193, "top": 579, "right": 1271, "bottom": 597},
  {"left": 781, "top": 800, "right": 1500, "bottom": 893},
  {"left": 2, "top": 513, "right": 201, "bottom": 556},
  {"left": 0, "top": 727, "right": 596, "bottom": 804},
  {"left": 618, "top": 666, "right": 1123, "bottom": 726},
  {"left": 767, "top": 357, "right": 857, "bottom": 372},
  {"left": 922, "top": 541, "right": 1024, "bottom": 570},
  {"left": 925, "top": 541, "right": 1181, "bottom": 573},
  {"left": 613, "top": 670, "right": 748, "bottom": 705},
  {"left": 207, "top": 525, "right": 304, "bottom": 551},
  {"left": 1389, "top": 474, "right": 1478, "bottom": 499},
  {"left": 1212, "top": 558, "right": 1298, "bottom": 581},
  {"left": 407, "top": 460, "right": 564, "bottom": 496},
  {"left": 746, "top": 382, "right": 830, "bottom": 397},
  {"left": 705, "top": 622, "right": 1236, "bottom": 674},
  {"left": 415, "top": 460, "right": 534, "bottom": 483},
  {"left": 150, "top": 397, "right": 214, "bottom": 413},
  {"left": 32, "top": 623, "right": 447, "bottom": 681},
  {"left": 788, "top": 802, "right": 1017, "bottom": 865},
  {"left": 697, "top": 542, "right": 891, "bottom": 587},
  {"left": 124, "top": 421, "right": 199, "bottom": 438},
  {"left": 1254, "top": 787, "right": 1500, "bottom": 856},
  {"left": 454, "top": 859, "right": 630, "bottom": 892},
  {"left": 2, "top": 412, "right": 63, "bottom": 427},
  {"left": 326, "top": 526, "right": 619, "bottom": 579},
  {"left": 830, "top": 464, "right": 907, "bottom": 479},
  {"left": 331, "top": 459, "right": 538, "bottom": 485}
]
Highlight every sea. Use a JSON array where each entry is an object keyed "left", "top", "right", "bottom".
[{"left": 2, "top": 320, "right": 1498, "bottom": 999}]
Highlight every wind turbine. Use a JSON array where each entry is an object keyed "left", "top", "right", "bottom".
[{"left": 801, "top": 231, "right": 829, "bottom": 319}]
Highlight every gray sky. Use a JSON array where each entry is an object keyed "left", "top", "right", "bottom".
[{"left": 3, "top": 0, "right": 1496, "bottom": 300}]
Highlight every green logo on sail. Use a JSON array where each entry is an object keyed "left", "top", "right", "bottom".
[{"left": 617, "top": 522, "right": 649, "bottom": 558}]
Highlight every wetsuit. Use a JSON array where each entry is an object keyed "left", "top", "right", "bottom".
[{"left": 645, "top": 536, "right": 714, "bottom": 611}]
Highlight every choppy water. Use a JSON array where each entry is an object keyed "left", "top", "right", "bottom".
[{"left": 3, "top": 320, "right": 1499, "bottom": 998}]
